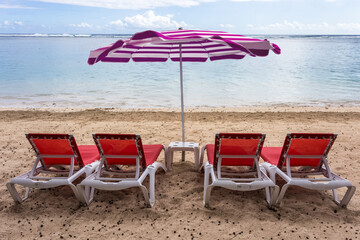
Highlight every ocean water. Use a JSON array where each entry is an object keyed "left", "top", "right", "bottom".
[{"left": 0, "top": 34, "right": 360, "bottom": 108}]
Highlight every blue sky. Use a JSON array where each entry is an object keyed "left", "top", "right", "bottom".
[{"left": 1, "top": 0, "right": 360, "bottom": 34}]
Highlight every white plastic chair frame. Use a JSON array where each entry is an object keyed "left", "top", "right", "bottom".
[
  {"left": 261, "top": 133, "right": 356, "bottom": 207},
  {"left": 201, "top": 133, "right": 279, "bottom": 208},
  {"left": 77, "top": 134, "right": 167, "bottom": 207},
  {"left": 7, "top": 134, "right": 99, "bottom": 204}
]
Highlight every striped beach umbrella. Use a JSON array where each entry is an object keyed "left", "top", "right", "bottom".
[{"left": 88, "top": 29, "right": 281, "bottom": 145}]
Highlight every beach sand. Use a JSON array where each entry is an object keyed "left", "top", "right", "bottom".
[{"left": 0, "top": 106, "right": 359, "bottom": 239}]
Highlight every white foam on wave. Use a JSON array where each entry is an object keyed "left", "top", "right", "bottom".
[
  {"left": 0, "top": 33, "right": 88, "bottom": 37},
  {"left": 0, "top": 33, "right": 135, "bottom": 38},
  {"left": 74, "top": 34, "right": 91, "bottom": 37}
]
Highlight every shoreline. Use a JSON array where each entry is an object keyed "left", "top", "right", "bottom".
[
  {"left": 1, "top": 106, "right": 359, "bottom": 125},
  {"left": 1, "top": 105, "right": 360, "bottom": 113}
]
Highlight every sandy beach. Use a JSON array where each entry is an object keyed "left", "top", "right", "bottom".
[{"left": 0, "top": 106, "right": 359, "bottom": 239}]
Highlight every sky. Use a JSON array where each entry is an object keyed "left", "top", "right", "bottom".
[{"left": 0, "top": 0, "right": 360, "bottom": 34}]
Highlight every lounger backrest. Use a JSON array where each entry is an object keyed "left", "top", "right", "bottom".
[
  {"left": 278, "top": 133, "right": 337, "bottom": 168},
  {"left": 92, "top": 134, "right": 146, "bottom": 170},
  {"left": 26, "top": 133, "right": 85, "bottom": 168},
  {"left": 214, "top": 133, "right": 265, "bottom": 168}
]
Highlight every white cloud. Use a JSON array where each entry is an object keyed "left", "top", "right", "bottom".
[
  {"left": 250, "top": 20, "right": 329, "bottom": 31},
  {"left": 0, "top": 4, "right": 36, "bottom": 9},
  {"left": 32, "top": 0, "right": 213, "bottom": 9},
  {"left": 232, "top": 0, "right": 338, "bottom": 1},
  {"left": 69, "top": 22, "right": 93, "bottom": 28},
  {"left": 68, "top": 11, "right": 187, "bottom": 32},
  {"left": 0, "top": 20, "right": 24, "bottom": 28},
  {"left": 248, "top": 20, "right": 360, "bottom": 34},
  {"left": 337, "top": 23, "right": 360, "bottom": 31},
  {"left": 231, "top": 0, "right": 278, "bottom": 2},
  {"left": 219, "top": 23, "right": 235, "bottom": 28},
  {"left": 123, "top": 10, "right": 187, "bottom": 29},
  {"left": 14, "top": 21, "right": 24, "bottom": 26},
  {"left": 109, "top": 20, "right": 127, "bottom": 27}
]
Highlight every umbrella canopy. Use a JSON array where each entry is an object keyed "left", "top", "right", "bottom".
[
  {"left": 88, "top": 29, "right": 281, "bottom": 144},
  {"left": 88, "top": 29, "right": 280, "bottom": 64}
]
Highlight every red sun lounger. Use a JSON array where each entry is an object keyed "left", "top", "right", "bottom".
[
  {"left": 200, "top": 133, "right": 279, "bottom": 208},
  {"left": 261, "top": 133, "right": 356, "bottom": 207},
  {"left": 77, "top": 134, "right": 167, "bottom": 207},
  {"left": 7, "top": 133, "right": 100, "bottom": 204}
]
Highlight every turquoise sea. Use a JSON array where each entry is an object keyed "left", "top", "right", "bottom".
[{"left": 0, "top": 34, "right": 359, "bottom": 108}]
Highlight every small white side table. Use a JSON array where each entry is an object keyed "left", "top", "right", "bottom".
[{"left": 167, "top": 142, "right": 200, "bottom": 170}]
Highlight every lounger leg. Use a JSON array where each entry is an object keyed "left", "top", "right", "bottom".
[
  {"left": 203, "top": 164, "right": 213, "bottom": 207},
  {"left": 270, "top": 185, "right": 280, "bottom": 208},
  {"left": 199, "top": 146, "right": 206, "bottom": 172},
  {"left": 72, "top": 164, "right": 98, "bottom": 205},
  {"left": 83, "top": 186, "right": 93, "bottom": 202},
  {"left": 204, "top": 186, "right": 214, "bottom": 208},
  {"left": 276, "top": 184, "right": 290, "bottom": 206},
  {"left": 6, "top": 183, "right": 30, "bottom": 203},
  {"left": 80, "top": 164, "right": 99, "bottom": 205},
  {"left": 265, "top": 165, "right": 277, "bottom": 184},
  {"left": 338, "top": 186, "right": 356, "bottom": 208},
  {"left": 265, "top": 187, "right": 270, "bottom": 203},
  {"left": 167, "top": 148, "right": 174, "bottom": 170},
  {"left": 77, "top": 184, "right": 93, "bottom": 205},
  {"left": 139, "top": 185, "right": 151, "bottom": 207},
  {"left": 194, "top": 147, "right": 200, "bottom": 171},
  {"left": 265, "top": 185, "right": 280, "bottom": 208},
  {"left": 332, "top": 189, "right": 339, "bottom": 203},
  {"left": 69, "top": 183, "right": 85, "bottom": 203},
  {"left": 164, "top": 147, "right": 170, "bottom": 170},
  {"left": 148, "top": 166, "right": 156, "bottom": 207},
  {"left": 260, "top": 165, "right": 279, "bottom": 208},
  {"left": 269, "top": 172, "right": 277, "bottom": 185}
]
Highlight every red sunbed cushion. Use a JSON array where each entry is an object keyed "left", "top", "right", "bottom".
[
  {"left": 143, "top": 144, "right": 164, "bottom": 166},
  {"left": 27, "top": 133, "right": 100, "bottom": 168},
  {"left": 32, "top": 138, "right": 99, "bottom": 166},
  {"left": 98, "top": 139, "right": 139, "bottom": 166},
  {"left": 220, "top": 138, "right": 260, "bottom": 156},
  {"left": 78, "top": 145, "right": 100, "bottom": 166},
  {"left": 100, "top": 141, "right": 163, "bottom": 167},
  {"left": 206, "top": 144, "right": 255, "bottom": 166},
  {"left": 285, "top": 138, "right": 330, "bottom": 167},
  {"left": 32, "top": 138, "right": 79, "bottom": 166},
  {"left": 261, "top": 144, "right": 327, "bottom": 167},
  {"left": 98, "top": 139, "right": 138, "bottom": 155},
  {"left": 262, "top": 134, "right": 335, "bottom": 168},
  {"left": 260, "top": 147, "right": 282, "bottom": 166},
  {"left": 287, "top": 139, "right": 330, "bottom": 156}
]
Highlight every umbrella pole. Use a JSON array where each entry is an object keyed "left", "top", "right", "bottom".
[{"left": 179, "top": 43, "right": 185, "bottom": 162}]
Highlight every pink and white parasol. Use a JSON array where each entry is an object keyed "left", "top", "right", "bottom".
[{"left": 88, "top": 29, "right": 281, "bottom": 147}]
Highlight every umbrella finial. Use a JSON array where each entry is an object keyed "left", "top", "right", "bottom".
[{"left": 178, "top": 27, "right": 183, "bottom": 30}]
